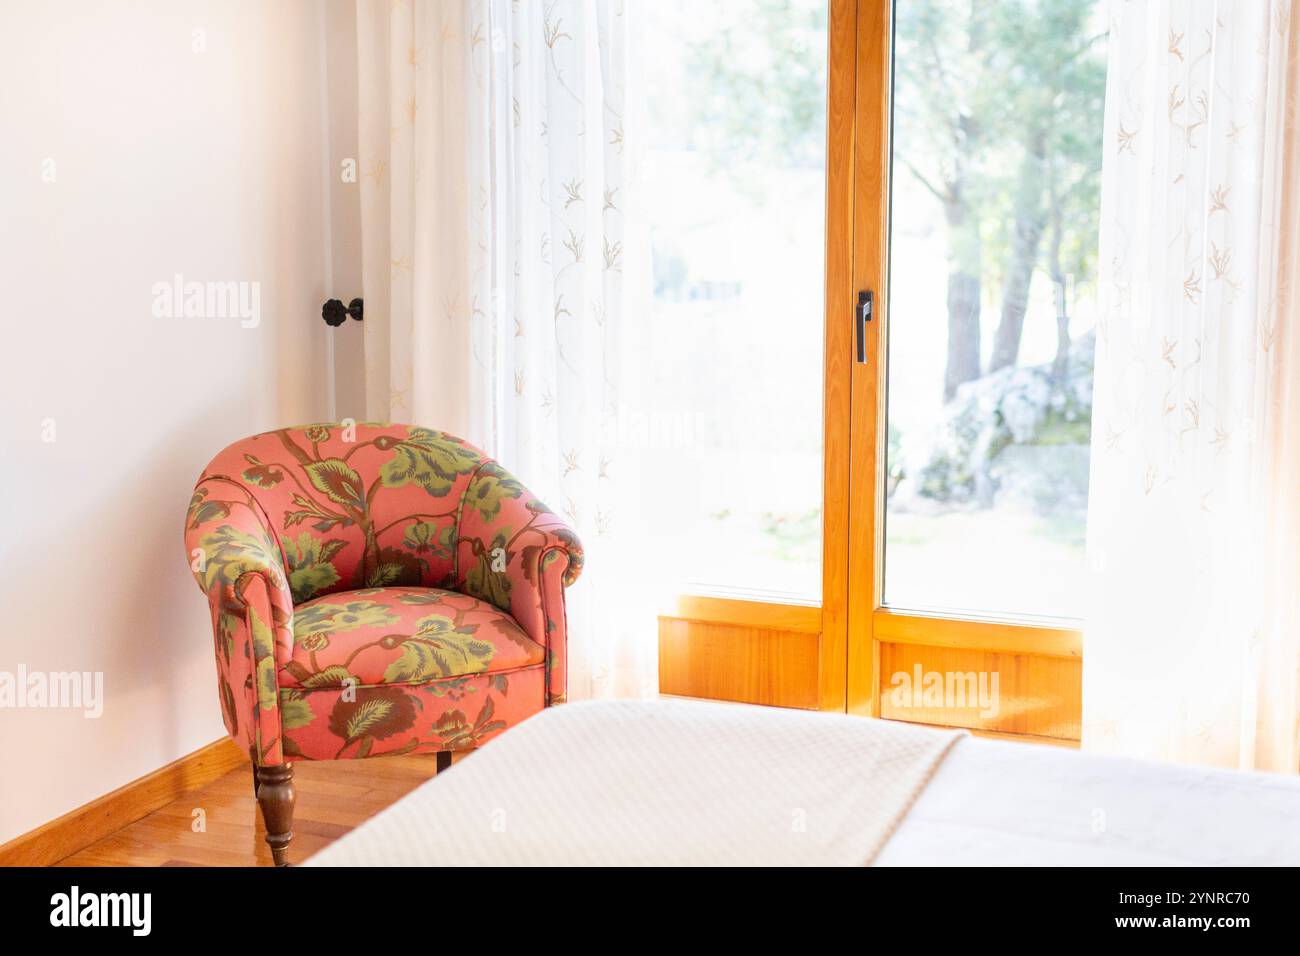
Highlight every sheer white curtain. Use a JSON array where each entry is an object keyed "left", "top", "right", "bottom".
[
  {"left": 1084, "top": 0, "right": 1300, "bottom": 770},
  {"left": 356, "top": 0, "right": 657, "bottom": 699}
]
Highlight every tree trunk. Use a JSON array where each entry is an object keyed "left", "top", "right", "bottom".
[
  {"left": 943, "top": 192, "right": 982, "bottom": 402},
  {"left": 945, "top": 273, "right": 981, "bottom": 401},
  {"left": 990, "top": 140, "right": 1047, "bottom": 374},
  {"left": 1046, "top": 157, "right": 1071, "bottom": 383}
]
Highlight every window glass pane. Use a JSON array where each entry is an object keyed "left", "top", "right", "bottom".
[
  {"left": 884, "top": 0, "right": 1107, "bottom": 619},
  {"left": 639, "top": 0, "right": 828, "bottom": 601}
]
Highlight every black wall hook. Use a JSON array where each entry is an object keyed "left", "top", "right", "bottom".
[{"left": 322, "top": 297, "right": 363, "bottom": 327}]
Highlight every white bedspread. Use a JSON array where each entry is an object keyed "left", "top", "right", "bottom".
[
  {"left": 307, "top": 699, "right": 1300, "bottom": 867},
  {"left": 308, "top": 699, "right": 961, "bottom": 866},
  {"left": 876, "top": 735, "right": 1300, "bottom": 866}
]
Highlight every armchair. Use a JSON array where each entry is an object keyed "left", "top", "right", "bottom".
[{"left": 184, "top": 423, "right": 582, "bottom": 864}]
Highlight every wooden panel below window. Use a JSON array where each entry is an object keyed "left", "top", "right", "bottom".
[
  {"left": 877, "top": 643, "right": 1081, "bottom": 740},
  {"left": 658, "top": 616, "right": 821, "bottom": 710}
]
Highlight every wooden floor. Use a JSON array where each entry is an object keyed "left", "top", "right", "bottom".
[{"left": 55, "top": 754, "right": 453, "bottom": 867}]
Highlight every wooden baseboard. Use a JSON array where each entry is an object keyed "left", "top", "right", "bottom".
[{"left": 0, "top": 737, "right": 247, "bottom": 867}]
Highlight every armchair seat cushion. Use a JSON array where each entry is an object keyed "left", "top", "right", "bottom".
[{"left": 283, "top": 586, "right": 544, "bottom": 689}]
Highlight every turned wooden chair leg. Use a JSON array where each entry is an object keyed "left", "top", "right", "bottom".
[
  {"left": 255, "top": 763, "right": 296, "bottom": 867},
  {"left": 436, "top": 750, "right": 452, "bottom": 773}
]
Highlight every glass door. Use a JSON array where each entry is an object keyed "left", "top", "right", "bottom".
[
  {"left": 639, "top": 0, "right": 831, "bottom": 604},
  {"left": 847, "top": 0, "right": 1107, "bottom": 716},
  {"left": 649, "top": 0, "right": 857, "bottom": 713}
]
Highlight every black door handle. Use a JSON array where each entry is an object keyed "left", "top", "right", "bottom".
[{"left": 856, "top": 290, "right": 873, "bottom": 363}]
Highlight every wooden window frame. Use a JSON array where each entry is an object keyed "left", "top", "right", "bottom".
[{"left": 658, "top": 1, "right": 1081, "bottom": 736}]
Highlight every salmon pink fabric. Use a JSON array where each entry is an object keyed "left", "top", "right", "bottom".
[{"left": 183, "top": 423, "right": 582, "bottom": 766}]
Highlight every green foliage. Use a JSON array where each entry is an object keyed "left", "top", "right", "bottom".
[
  {"left": 381, "top": 617, "right": 496, "bottom": 683},
  {"left": 299, "top": 665, "right": 354, "bottom": 689},
  {"left": 249, "top": 606, "right": 279, "bottom": 713},
  {"left": 279, "top": 689, "right": 316, "bottom": 730},
  {"left": 976, "top": 0, "right": 1107, "bottom": 294},
  {"left": 464, "top": 462, "right": 526, "bottom": 523},
  {"left": 891, "top": 0, "right": 1105, "bottom": 375},
  {"left": 379, "top": 427, "right": 482, "bottom": 498},
  {"left": 293, "top": 600, "right": 398, "bottom": 638},
  {"left": 402, "top": 521, "right": 454, "bottom": 560},
  {"left": 195, "top": 525, "right": 283, "bottom": 594},
  {"left": 282, "top": 531, "right": 346, "bottom": 603},
  {"left": 675, "top": 0, "right": 828, "bottom": 172},
  {"left": 187, "top": 488, "right": 230, "bottom": 529},
  {"left": 681, "top": 0, "right": 1106, "bottom": 383},
  {"left": 465, "top": 534, "right": 512, "bottom": 612}
]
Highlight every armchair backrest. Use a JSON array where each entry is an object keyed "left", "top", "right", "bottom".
[{"left": 193, "top": 423, "right": 493, "bottom": 604}]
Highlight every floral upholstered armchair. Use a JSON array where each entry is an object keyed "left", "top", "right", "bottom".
[{"left": 184, "top": 423, "right": 582, "bottom": 865}]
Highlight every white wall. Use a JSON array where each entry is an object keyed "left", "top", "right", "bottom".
[{"left": 0, "top": 0, "right": 350, "bottom": 843}]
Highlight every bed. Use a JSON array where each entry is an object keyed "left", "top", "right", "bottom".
[{"left": 306, "top": 698, "right": 1300, "bottom": 867}]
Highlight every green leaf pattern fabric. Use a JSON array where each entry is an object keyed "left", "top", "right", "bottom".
[{"left": 183, "top": 423, "right": 582, "bottom": 765}]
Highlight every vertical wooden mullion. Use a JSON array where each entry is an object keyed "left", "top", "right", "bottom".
[
  {"left": 845, "top": 0, "right": 891, "bottom": 716},
  {"left": 818, "top": 0, "right": 861, "bottom": 712}
]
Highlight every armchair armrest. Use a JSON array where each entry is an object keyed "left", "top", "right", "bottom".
[
  {"left": 185, "top": 478, "right": 295, "bottom": 765},
  {"left": 453, "top": 461, "right": 584, "bottom": 702}
]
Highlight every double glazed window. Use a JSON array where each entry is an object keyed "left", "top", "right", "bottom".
[{"left": 642, "top": 0, "right": 1106, "bottom": 707}]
